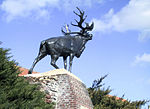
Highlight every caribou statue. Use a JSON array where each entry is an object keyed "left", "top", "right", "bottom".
[{"left": 28, "top": 7, "right": 94, "bottom": 74}]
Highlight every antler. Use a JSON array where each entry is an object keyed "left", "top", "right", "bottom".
[
  {"left": 61, "top": 24, "right": 71, "bottom": 35},
  {"left": 61, "top": 24, "right": 82, "bottom": 35},
  {"left": 61, "top": 27, "right": 66, "bottom": 35},
  {"left": 71, "top": 7, "right": 87, "bottom": 30},
  {"left": 71, "top": 7, "right": 94, "bottom": 33}
]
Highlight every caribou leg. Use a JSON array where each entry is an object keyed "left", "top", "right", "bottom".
[
  {"left": 51, "top": 55, "right": 59, "bottom": 69},
  {"left": 28, "top": 53, "right": 46, "bottom": 74},
  {"left": 69, "top": 53, "right": 74, "bottom": 72},
  {"left": 63, "top": 56, "right": 67, "bottom": 70}
]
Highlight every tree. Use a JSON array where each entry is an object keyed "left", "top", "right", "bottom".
[
  {"left": 88, "top": 75, "right": 148, "bottom": 109},
  {"left": 0, "top": 46, "right": 54, "bottom": 109}
]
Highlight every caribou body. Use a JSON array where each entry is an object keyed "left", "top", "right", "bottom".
[{"left": 28, "top": 7, "right": 94, "bottom": 74}]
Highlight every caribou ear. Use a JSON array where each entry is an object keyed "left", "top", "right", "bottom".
[{"left": 90, "top": 22, "right": 94, "bottom": 31}]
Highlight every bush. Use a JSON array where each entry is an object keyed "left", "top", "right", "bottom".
[
  {"left": 0, "top": 46, "right": 54, "bottom": 109},
  {"left": 88, "top": 75, "right": 148, "bottom": 109}
]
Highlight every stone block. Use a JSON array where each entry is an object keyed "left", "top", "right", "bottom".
[{"left": 24, "top": 69, "right": 93, "bottom": 109}]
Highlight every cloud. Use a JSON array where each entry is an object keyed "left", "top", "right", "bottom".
[
  {"left": 132, "top": 53, "right": 150, "bottom": 66},
  {"left": 0, "top": 0, "right": 59, "bottom": 22},
  {"left": 93, "top": 0, "right": 150, "bottom": 41},
  {"left": 0, "top": 0, "right": 104, "bottom": 22}
]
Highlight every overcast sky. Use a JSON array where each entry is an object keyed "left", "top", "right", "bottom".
[{"left": 0, "top": 0, "right": 150, "bottom": 108}]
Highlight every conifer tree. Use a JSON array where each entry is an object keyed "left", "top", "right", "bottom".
[
  {"left": 88, "top": 75, "right": 148, "bottom": 109},
  {"left": 0, "top": 45, "right": 54, "bottom": 109}
]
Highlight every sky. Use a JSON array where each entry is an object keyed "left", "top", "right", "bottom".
[{"left": 0, "top": 0, "right": 150, "bottom": 108}]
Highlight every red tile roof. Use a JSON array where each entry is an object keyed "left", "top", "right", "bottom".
[
  {"left": 107, "top": 95, "right": 126, "bottom": 102},
  {"left": 18, "top": 67, "right": 39, "bottom": 76}
]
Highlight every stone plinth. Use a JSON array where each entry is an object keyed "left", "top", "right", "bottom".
[{"left": 24, "top": 69, "right": 93, "bottom": 109}]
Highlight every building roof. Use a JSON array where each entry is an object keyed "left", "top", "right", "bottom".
[
  {"left": 107, "top": 95, "right": 126, "bottom": 102},
  {"left": 18, "top": 67, "right": 39, "bottom": 76}
]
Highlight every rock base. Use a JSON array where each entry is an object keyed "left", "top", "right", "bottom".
[{"left": 24, "top": 69, "right": 93, "bottom": 109}]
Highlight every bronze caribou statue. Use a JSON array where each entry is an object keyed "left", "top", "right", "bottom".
[{"left": 28, "top": 7, "right": 94, "bottom": 74}]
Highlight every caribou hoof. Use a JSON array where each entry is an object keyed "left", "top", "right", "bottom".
[{"left": 28, "top": 70, "right": 32, "bottom": 74}]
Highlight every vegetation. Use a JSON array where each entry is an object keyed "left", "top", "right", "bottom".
[
  {"left": 0, "top": 43, "right": 148, "bottom": 109},
  {"left": 88, "top": 75, "right": 148, "bottom": 109},
  {"left": 0, "top": 46, "right": 54, "bottom": 109}
]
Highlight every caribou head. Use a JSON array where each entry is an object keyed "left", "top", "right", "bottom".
[{"left": 62, "top": 7, "right": 94, "bottom": 40}]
